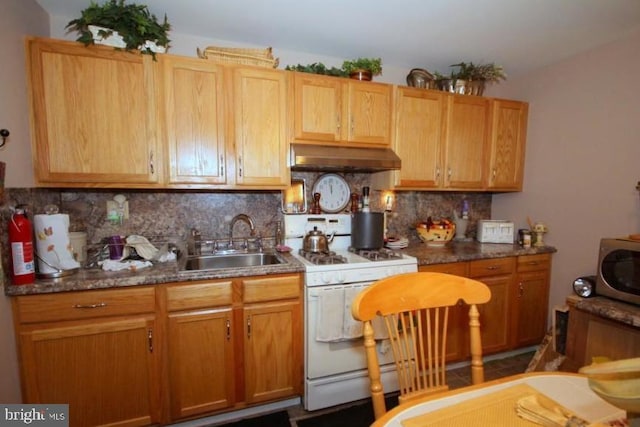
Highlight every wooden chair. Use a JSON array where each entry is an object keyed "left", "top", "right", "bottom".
[{"left": 351, "top": 272, "right": 492, "bottom": 419}]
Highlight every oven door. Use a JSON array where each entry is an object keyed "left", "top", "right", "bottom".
[{"left": 306, "top": 282, "right": 395, "bottom": 379}]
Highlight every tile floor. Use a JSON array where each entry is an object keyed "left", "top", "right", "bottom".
[{"left": 286, "top": 350, "right": 537, "bottom": 422}]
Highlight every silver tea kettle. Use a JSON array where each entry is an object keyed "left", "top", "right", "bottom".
[{"left": 303, "top": 226, "right": 335, "bottom": 253}]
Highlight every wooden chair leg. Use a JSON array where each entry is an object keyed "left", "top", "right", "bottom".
[
  {"left": 363, "top": 321, "right": 386, "bottom": 419},
  {"left": 468, "top": 304, "right": 485, "bottom": 384}
]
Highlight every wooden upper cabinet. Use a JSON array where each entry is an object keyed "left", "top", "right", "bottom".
[
  {"left": 27, "top": 38, "right": 161, "bottom": 186},
  {"left": 162, "top": 56, "right": 227, "bottom": 186},
  {"left": 486, "top": 99, "right": 529, "bottom": 191},
  {"left": 443, "top": 95, "right": 490, "bottom": 190},
  {"left": 346, "top": 80, "right": 393, "bottom": 145},
  {"left": 389, "top": 87, "right": 447, "bottom": 188},
  {"left": 231, "top": 67, "right": 290, "bottom": 188},
  {"left": 293, "top": 74, "right": 342, "bottom": 142},
  {"left": 291, "top": 72, "right": 392, "bottom": 146}
]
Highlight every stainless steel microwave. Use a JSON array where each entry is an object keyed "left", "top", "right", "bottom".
[{"left": 596, "top": 238, "right": 640, "bottom": 305}]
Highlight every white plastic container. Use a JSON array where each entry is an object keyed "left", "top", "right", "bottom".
[{"left": 476, "top": 220, "right": 515, "bottom": 244}]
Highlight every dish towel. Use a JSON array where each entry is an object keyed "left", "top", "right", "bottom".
[
  {"left": 316, "top": 288, "right": 345, "bottom": 342},
  {"left": 33, "top": 214, "right": 80, "bottom": 273},
  {"left": 343, "top": 286, "right": 364, "bottom": 339}
]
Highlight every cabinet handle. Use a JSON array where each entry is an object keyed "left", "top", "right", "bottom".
[
  {"left": 247, "top": 316, "right": 251, "bottom": 339},
  {"left": 220, "top": 155, "right": 224, "bottom": 176},
  {"left": 72, "top": 302, "right": 107, "bottom": 309},
  {"left": 527, "top": 261, "right": 540, "bottom": 266},
  {"left": 238, "top": 156, "right": 243, "bottom": 177},
  {"left": 148, "top": 328, "right": 153, "bottom": 353},
  {"left": 149, "top": 151, "right": 155, "bottom": 174},
  {"left": 486, "top": 265, "right": 499, "bottom": 270},
  {"left": 518, "top": 283, "right": 524, "bottom": 297},
  {"left": 226, "top": 319, "right": 231, "bottom": 341},
  {"left": 336, "top": 114, "right": 341, "bottom": 132},
  {"left": 447, "top": 168, "right": 452, "bottom": 181},
  {"left": 492, "top": 168, "right": 496, "bottom": 180},
  {"left": 350, "top": 116, "right": 354, "bottom": 134},
  {"left": 435, "top": 167, "right": 440, "bottom": 181}
]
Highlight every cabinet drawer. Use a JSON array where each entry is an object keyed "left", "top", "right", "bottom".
[
  {"left": 419, "top": 262, "right": 468, "bottom": 276},
  {"left": 469, "top": 257, "right": 515, "bottom": 278},
  {"left": 15, "top": 287, "right": 156, "bottom": 324},
  {"left": 243, "top": 275, "right": 300, "bottom": 303},
  {"left": 517, "top": 253, "right": 551, "bottom": 272},
  {"left": 166, "top": 280, "right": 233, "bottom": 311}
]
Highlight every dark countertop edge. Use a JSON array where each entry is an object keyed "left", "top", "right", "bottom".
[
  {"left": 4, "top": 242, "right": 557, "bottom": 296},
  {"left": 401, "top": 242, "right": 557, "bottom": 266},
  {"left": 4, "top": 254, "right": 306, "bottom": 296},
  {"left": 566, "top": 294, "right": 640, "bottom": 328}
]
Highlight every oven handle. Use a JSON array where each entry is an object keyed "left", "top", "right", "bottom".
[{"left": 307, "top": 283, "right": 375, "bottom": 299}]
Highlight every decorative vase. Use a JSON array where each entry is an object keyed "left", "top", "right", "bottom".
[
  {"left": 349, "top": 69, "right": 372, "bottom": 81},
  {"left": 467, "top": 80, "right": 486, "bottom": 96}
]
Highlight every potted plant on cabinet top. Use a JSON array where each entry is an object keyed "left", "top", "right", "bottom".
[
  {"left": 436, "top": 62, "right": 507, "bottom": 96},
  {"left": 66, "top": 0, "right": 171, "bottom": 58},
  {"left": 341, "top": 57, "right": 383, "bottom": 81}
]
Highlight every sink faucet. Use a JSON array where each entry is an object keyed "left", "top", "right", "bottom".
[{"left": 229, "top": 214, "right": 256, "bottom": 247}]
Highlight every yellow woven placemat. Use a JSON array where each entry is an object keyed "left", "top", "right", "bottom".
[{"left": 401, "top": 384, "right": 553, "bottom": 427}]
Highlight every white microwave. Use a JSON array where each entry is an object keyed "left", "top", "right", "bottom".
[{"left": 596, "top": 238, "right": 640, "bottom": 305}]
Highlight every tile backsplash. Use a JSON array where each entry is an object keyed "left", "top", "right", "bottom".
[{"left": 0, "top": 172, "right": 491, "bottom": 275}]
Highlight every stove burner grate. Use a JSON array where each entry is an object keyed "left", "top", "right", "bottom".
[
  {"left": 299, "top": 249, "right": 348, "bottom": 265},
  {"left": 350, "top": 247, "right": 404, "bottom": 261}
]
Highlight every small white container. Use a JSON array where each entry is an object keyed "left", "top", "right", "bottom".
[{"left": 476, "top": 220, "right": 515, "bottom": 244}]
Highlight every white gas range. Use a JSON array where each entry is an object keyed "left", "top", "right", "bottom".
[{"left": 284, "top": 214, "right": 417, "bottom": 411}]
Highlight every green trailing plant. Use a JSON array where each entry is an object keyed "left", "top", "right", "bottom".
[
  {"left": 66, "top": 0, "right": 171, "bottom": 58},
  {"left": 341, "top": 57, "right": 383, "bottom": 76},
  {"left": 285, "top": 62, "right": 347, "bottom": 77}
]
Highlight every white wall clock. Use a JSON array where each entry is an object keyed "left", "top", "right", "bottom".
[{"left": 311, "top": 173, "right": 350, "bottom": 213}]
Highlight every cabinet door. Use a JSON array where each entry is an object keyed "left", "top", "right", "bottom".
[
  {"left": 513, "top": 270, "right": 550, "bottom": 347},
  {"left": 346, "top": 81, "right": 392, "bottom": 145},
  {"left": 487, "top": 100, "right": 528, "bottom": 191},
  {"left": 19, "top": 316, "right": 161, "bottom": 427},
  {"left": 419, "top": 263, "right": 469, "bottom": 361},
  {"left": 168, "top": 308, "right": 235, "bottom": 419},
  {"left": 393, "top": 88, "right": 446, "bottom": 188},
  {"left": 443, "top": 95, "right": 489, "bottom": 189},
  {"left": 244, "top": 300, "right": 302, "bottom": 404},
  {"left": 163, "top": 56, "right": 227, "bottom": 185},
  {"left": 474, "top": 275, "right": 511, "bottom": 354},
  {"left": 27, "top": 38, "right": 160, "bottom": 186},
  {"left": 292, "top": 73, "right": 342, "bottom": 142},
  {"left": 232, "top": 67, "right": 289, "bottom": 188}
]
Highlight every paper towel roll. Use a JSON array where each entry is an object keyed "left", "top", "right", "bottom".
[{"left": 34, "top": 214, "right": 81, "bottom": 273}]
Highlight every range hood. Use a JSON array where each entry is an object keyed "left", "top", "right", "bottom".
[{"left": 290, "top": 143, "right": 401, "bottom": 172}]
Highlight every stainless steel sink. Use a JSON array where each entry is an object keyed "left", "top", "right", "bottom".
[{"left": 182, "top": 252, "right": 283, "bottom": 271}]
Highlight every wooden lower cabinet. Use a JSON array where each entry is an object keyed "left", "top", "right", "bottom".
[
  {"left": 241, "top": 275, "right": 303, "bottom": 404},
  {"left": 512, "top": 254, "right": 552, "bottom": 347},
  {"left": 165, "top": 280, "right": 235, "bottom": 419},
  {"left": 13, "top": 287, "right": 161, "bottom": 427},
  {"left": 418, "top": 254, "right": 552, "bottom": 361},
  {"left": 12, "top": 274, "right": 303, "bottom": 426}
]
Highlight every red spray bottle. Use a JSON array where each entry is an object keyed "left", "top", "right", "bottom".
[{"left": 9, "top": 205, "right": 35, "bottom": 285}]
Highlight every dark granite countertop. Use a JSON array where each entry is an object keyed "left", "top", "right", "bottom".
[
  {"left": 401, "top": 241, "right": 557, "bottom": 266},
  {"left": 566, "top": 294, "right": 640, "bottom": 328},
  {"left": 5, "top": 241, "right": 557, "bottom": 296},
  {"left": 4, "top": 251, "right": 306, "bottom": 296}
]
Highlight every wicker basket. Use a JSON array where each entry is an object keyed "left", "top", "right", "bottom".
[{"left": 197, "top": 46, "right": 279, "bottom": 68}]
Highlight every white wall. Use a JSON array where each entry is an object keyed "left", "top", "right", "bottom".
[
  {"left": 491, "top": 29, "right": 640, "bottom": 314},
  {"left": 0, "top": 0, "right": 49, "bottom": 402}
]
